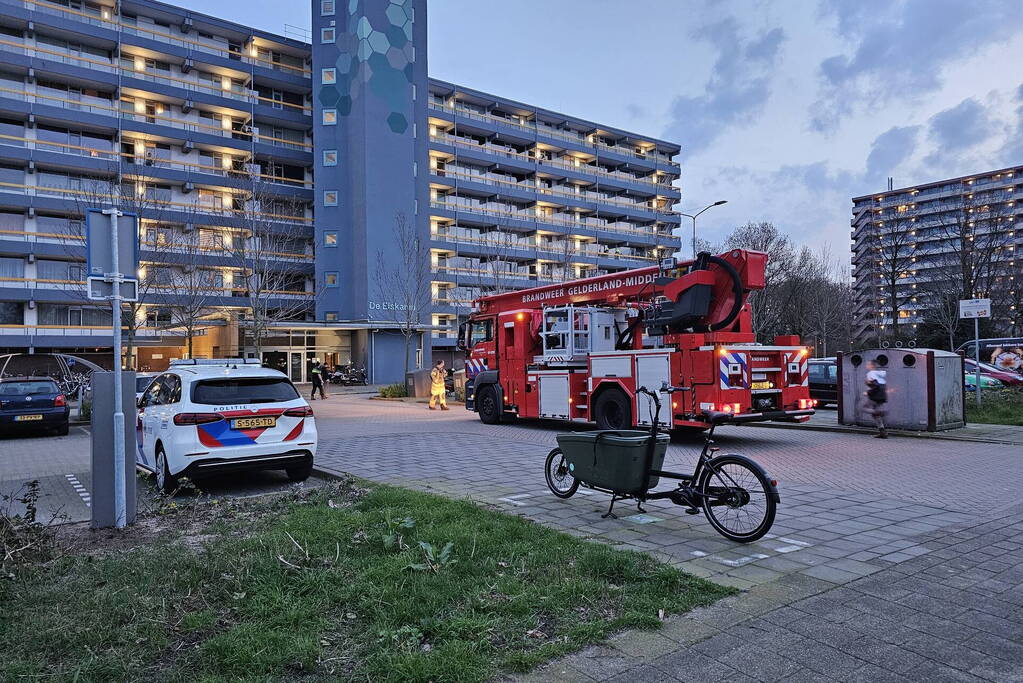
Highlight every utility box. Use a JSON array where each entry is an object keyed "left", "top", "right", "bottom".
[
  {"left": 90, "top": 371, "right": 137, "bottom": 529},
  {"left": 405, "top": 368, "right": 432, "bottom": 397},
  {"left": 838, "top": 349, "right": 964, "bottom": 432}
]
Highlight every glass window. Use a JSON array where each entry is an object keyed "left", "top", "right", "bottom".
[
  {"left": 321, "top": 68, "right": 336, "bottom": 84},
  {"left": 325, "top": 312, "right": 338, "bottom": 321},
  {"left": 0, "top": 380, "right": 59, "bottom": 396},
  {"left": 191, "top": 377, "right": 299, "bottom": 405},
  {"left": 324, "top": 231, "right": 337, "bottom": 246},
  {"left": 322, "top": 150, "right": 337, "bottom": 166},
  {"left": 470, "top": 318, "right": 494, "bottom": 345},
  {"left": 323, "top": 190, "right": 338, "bottom": 206},
  {"left": 322, "top": 108, "right": 337, "bottom": 125},
  {"left": 320, "top": 27, "right": 335, "bottom": 43},
  {"left": 325, "top": 272, "right": 338, "bottom": 287},
  {"left": 321, "top": 0, "right": 335, "bottom": 15}
]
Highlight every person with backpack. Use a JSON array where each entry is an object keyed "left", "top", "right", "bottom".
[{"left": 864, "top": 362, "right": 887, "bottom": 439}]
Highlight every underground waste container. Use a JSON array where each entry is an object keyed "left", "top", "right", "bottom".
[
  {"left": 838, "top": 349, "right": 964, "bottom": 432},
  {"left": 556, "top": 430, "right": 670, "bottom": 494}
]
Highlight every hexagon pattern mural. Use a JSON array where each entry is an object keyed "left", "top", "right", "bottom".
[{"left": 319, "top": 0, "right": 414, "bottom": 134}]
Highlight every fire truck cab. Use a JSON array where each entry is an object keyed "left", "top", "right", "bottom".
[{"left": 459, "top": 250, "right": 814, "bottom": 431}]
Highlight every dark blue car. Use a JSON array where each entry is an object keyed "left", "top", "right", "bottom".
[{"left": 0, "top": 377, "right": 70, "bottom": 436}]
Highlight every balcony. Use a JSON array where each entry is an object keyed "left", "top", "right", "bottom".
[
  {"left": 428, "top": 99, "right": 679, "bottom": 169},
  {"left": 18, "top": 0, "right": 311, "bottom": 78},
  {"left": 431, "top": 228, "right": 656, "bottom": 262}
]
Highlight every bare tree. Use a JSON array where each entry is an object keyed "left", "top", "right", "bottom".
[
  {"left": 477, "top": 228, "right": 519, "bottom": 294},
  {"left": 151, "top": 225, "right": 218, "bottom": 358},
  {"left": 374, "top": 211, "right": 431, "bottom": 378},
  {"left": 723, "top": 221, "right": 796, "bottom": 342},
  {"left": 229, "top": 179, "right": 315, "bottom": 360}
]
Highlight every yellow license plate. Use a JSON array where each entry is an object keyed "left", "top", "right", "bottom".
[
  {"left": 751, "top": 381, "right": 774, "bottom": 390},
  {"left": 15, "top": 414, "right": 43, "bottom": 421},
  {"left": 231, "top": 416, "right": 276, "bottom": 429}
]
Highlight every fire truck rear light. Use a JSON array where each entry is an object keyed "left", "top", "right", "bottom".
[
  {"left": 719, "top": 403, "right": 740, "bottom": 414},
  {"left": 672, "top": 401, "right": 678, "bottom": 409},
  {"left": 797, "top": 399, "right": 813, "bottom": 410},
  {"left": 174, "top": 413, "right": 223, "bottom": 425}
]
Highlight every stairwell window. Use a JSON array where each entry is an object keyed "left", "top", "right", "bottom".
[
  {"left": 321, "top": 0, "right": 335, "bottom": 15},
  {"left": 322, "top": 108, "right": 337, "bottom": 125},
  {"left": 324, "top": 231, "right": 337, "bottom": 247},
  {"left": 322, "top": 150, "right": 338, "bottom": 166},
  {"left": 320, "top": 27, "right": 335, "bottom": 43},
  {"left": 321, "top": 67, "right": 336, "bottom": 85},
  {"left": 323, "top": 190, "right": 338, "bottom": 206},
  {"left": 325, "top": 272, "right": 338, "bottom": 287}
]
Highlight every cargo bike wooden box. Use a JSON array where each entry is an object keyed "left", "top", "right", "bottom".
[{"left": 545, "top": 385, "right": 780, "bottom": 543}]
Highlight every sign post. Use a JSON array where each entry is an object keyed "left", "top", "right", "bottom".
[
  {"left": 86, "top": 208, "right": 139, "bottom": 529},
  {"left": 959, "top": 298, "right": 991, "bottom": 407}
]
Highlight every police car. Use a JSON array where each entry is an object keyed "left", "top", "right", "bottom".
[{"left": 136, "top": 358, "right": 317, "bottom": 493}]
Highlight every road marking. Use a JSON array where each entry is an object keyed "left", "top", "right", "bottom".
[
  {"left": 65, "top": 473, "right": 91, "bottom": 508},
  {"left": 498, "top": 493, "right": 532, "bottom": 506},
  {"left": 716, "top": 553, "right": 770, "bottom": 567}
]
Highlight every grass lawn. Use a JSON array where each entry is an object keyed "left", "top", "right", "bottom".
[
  {"left": 1, "top": 478, "right": 731, "bottom": 682},
  {"left": 966, "top": 389, "right": 1023, "bottom": 426}
]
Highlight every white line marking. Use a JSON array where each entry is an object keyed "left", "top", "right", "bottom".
[
  {"left": 505, "top": 493, "right": 532, "bottom": 500},
  {"left": 65, "top": 473, "right": 91, "bottom": 508},
  {"left": 575, "top": 488, "right": 595, "bottom": 496},
  {"left": 498, "top": 497, "right": 528, "bottom": 506},
  {"left": 774, "top": 545, "right": 804, "bottom": 554},
  {"left": 691, "top": 550, "right": 708, "bottom": 557},
  {"left": 778, "top": 537, "right": 811, "bottom": 547}
]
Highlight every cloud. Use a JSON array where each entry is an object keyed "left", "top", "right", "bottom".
[
  {"left": 923, "top": 98, "right": 994, "bottom": 168},
  {"left": 624, "top": 103, "right": 646, "bottom": 120},
  {"left": 810, "top": 0, "right": 1022, "bottom": 133},
  {"left": 865, "top": 125, "right": 920, "bottom": 181},
  {"left": 999, "top": 84, "right": 1023, "bottom": 165},
  {"left": 662, "top": 19, "right": 785, "bottom": 156},
  {"left": 772, "top": 161, "right": 856, "bottom": 194}
]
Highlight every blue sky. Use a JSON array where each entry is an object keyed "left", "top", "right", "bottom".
[{"left": 179, "top": 0, "right": 1023, "bottom": 253}]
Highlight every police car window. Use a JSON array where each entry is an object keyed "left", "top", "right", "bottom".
[
  {"left": 163, "top": 374, "right": 182, "bottom": 404},
  {"left": 192, "top": 377, "right": 299, "bottom": 405},
  {"left": 146, "top": 379, "right": 163, "bottom": 405}
]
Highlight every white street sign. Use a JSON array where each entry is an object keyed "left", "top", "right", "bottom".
[
  {"left": 959, "top": 298, "right": 991, "bottom": 319},
  {"left": 87, "top": 276, "right": 139, "bottom": 302}
]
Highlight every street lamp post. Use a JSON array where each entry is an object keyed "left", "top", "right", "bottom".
[{"left": 680, "top": 200, "right": 728, "bottom": 260}]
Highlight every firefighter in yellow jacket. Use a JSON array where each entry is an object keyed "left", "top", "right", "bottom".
[{"left": 429, "top": 359, "right": 449, "bottom": 410}]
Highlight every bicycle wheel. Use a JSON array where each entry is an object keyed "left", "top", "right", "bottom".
[
  {"left": 545, "top": 448, "right": 579, "bottom": 499},
  {"left": 698, "top": 454, "right": 776, "bottom": 543}
]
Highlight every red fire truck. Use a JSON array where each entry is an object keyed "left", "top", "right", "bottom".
[{"left": 458, "top": 249, "right": 814, "bottom": 430}]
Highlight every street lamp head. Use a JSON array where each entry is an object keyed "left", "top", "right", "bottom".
[{"left": 713, "top": 200, "right": 728, "bottom": 206}]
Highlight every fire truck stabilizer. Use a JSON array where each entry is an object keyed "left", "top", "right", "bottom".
[{"left": 457, "top": 250, "right": 815, "bottom": 430}]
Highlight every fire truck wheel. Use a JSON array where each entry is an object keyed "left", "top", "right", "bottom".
[
  {"left": 594, "top": 388, "right": 632, "bottom": 430},
  {"left": 477, "top": 385, "right": 502, "bottom": 424}
]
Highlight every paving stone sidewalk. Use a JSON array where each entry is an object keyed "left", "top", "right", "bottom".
[{"left": 514, "top": 504, "right": 1023, "bottom": 682}]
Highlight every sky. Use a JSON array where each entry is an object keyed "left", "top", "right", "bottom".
[{"left": 178, "top": 0, "right": 1023, "bottom": 256}]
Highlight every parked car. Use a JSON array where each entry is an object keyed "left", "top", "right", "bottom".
[
  {"left": 963, "top": 359, "right": 1023, "bottom": 387},
  {"left": 965, "top": 373, "right": 1004, "bottom": 392},
  {"left": 808, "top": 358, "right": 838, "bottom": 406},
  {"left": 0, "top": 377, "right": 70, "bottom": 436},
  {"left": 135, "top": 372, "right": 159, "bottom": 402},
  {"left": 136, "top": 358, "right": 317, "bottom": 493}
]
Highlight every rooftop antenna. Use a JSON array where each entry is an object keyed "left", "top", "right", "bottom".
[{"left": 887, "top": 177, "right": 894, "bottom": 191}]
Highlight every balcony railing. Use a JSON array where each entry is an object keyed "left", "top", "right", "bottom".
[
  {"left": 429, "top": 133, "right": 676, "bottom": 191},
  {"left": 0, "top": 180, "right": 312, "bottom": 225},
  {"left": 432, "top": 166, "right": 675, "bottom": 216},
  {"left": 429, "top": 199, "right": 669, "bottom": 239},
  {"left": 0, "top": 85, "right": 312, "bottom": 150},
  {"left": 429, "top": 100, "right": 679, "bottom": 168},
  {"left": 431, "top": 229, "right": 656, "bottom": 262},
  {"left": 0, "top": 133, "right": 312, "bottom": 188},
  {"left": 19, "top": 0, "right": 311, "bottom": 77}
]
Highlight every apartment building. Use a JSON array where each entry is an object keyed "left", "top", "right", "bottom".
[
  {"left": 850, "top": 166, "right": 1022, "bottom": 344},
  {"left": 0, "top": 0, "right": 681, "bottom": 382}
]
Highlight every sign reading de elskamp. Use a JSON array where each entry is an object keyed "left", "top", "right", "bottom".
[{"left": 958, "top": 298, "right": 991, "bottom": 319}]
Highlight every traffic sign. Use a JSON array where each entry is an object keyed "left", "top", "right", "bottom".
[
  {"left": 959, "top": 298, "right": 991, "bottom": 319},
  {"left": 86, "top": 209, "right": 138, "bottom": 279},
  {"left": 87, "top": 276, "right": 138, "bottom": 302}
]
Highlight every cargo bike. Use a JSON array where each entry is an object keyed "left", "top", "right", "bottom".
[{"left": 544, "top": 384, "right": 779, "bottom": 543}]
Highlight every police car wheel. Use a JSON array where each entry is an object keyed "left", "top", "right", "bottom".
[
  {"left": 286, "top": 463, "right": 313, "bottom": 482},
  {"left": 156, "top": 446, "right": 179, "bottom": 495}
]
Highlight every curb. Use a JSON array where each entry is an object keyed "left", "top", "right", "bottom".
[{"left": 750, "top": 420, "right": 1022, "bottom": 446}]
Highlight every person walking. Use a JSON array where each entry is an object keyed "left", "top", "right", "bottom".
[
  {"left": 864, "top": 362, "right": 887, "bottom": 439},
  {"left": 429, "top": 359, "right": 449, "bottom": 410},
  {"left": 310, "top": 359, "right": 328, "bottom": 401}
]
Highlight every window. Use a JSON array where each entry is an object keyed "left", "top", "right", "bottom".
[
  {"left": 321, "top": 0, "right": 335, "bottom": 15},
  {"left": 322, "top": 150, "right": 338, "bottom": 166},
  {"left": 324, "top": 231, "right": 338, "bottom": 246},
  {"left": 320, "top": 27, "right": 335, "bottom": 43},
  {"left": 469, "top": 318, "right": 494, "bottom": 345},
  {"left": 325, "top": 271, "right": 338, "bottom": 287},
  {"left": 324, "top": 312, "right": 338, "bottom": 321},
  {"left": 323, "top": 190, "right": 338, "bottom": 206},
  {"left": 322, "top": 108, "right": 337, "bottom": 125},
  {"left": 192, "top": 378, "right": 299, "bottom": 405},
  {"left": 321, "top": 67, "right": 336, "bottom": 85}
]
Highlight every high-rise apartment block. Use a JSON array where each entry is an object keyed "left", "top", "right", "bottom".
[
  {"left": 850, "top": 166, "right": 1022, "bottom": 343},
  {"left": 0, "top": 0, "right": 681, "bottom": 382}
]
